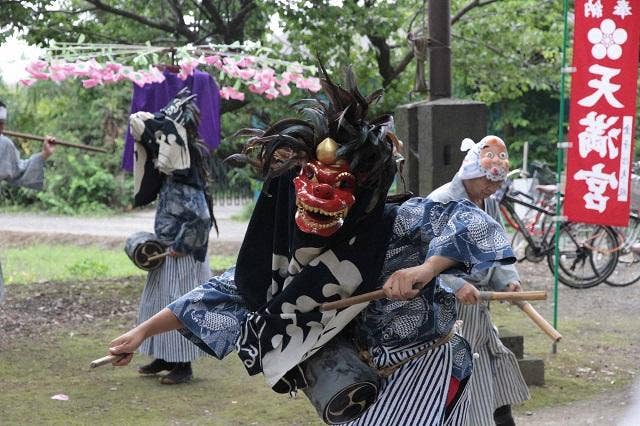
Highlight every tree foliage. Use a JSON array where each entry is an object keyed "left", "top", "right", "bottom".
[{"left": 1, "top": 0, "right": 577, "bottom": 211}]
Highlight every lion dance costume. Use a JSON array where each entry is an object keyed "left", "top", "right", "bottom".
[{"left": 167, "top": 69, "right": 515, "bottom": 424}]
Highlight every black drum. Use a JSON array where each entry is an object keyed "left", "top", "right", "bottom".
[
  {"left": 302, "top": 336, "right": 379, "bottom": 425},
  {"left": 124, "top": 232, "right": 167, "bottom": 271}
]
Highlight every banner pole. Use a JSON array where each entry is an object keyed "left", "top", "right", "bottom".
[{"left": 552, "top": 0, "right": 571, "bottom": 354}]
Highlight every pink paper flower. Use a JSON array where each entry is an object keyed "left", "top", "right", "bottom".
[
  {"left": 178, "top": 58, "right": 200, "bottom": 80},
  {"left": 238, "top": 69, "right": 256, "bottom": 80},
  {"left": 282, "top": 71, "right": 302, "bottom": 83},
  {"left": 48, "top": 61, "right": 75, "bottom": 82},
  {"left": 19, "top": 79, "right": 37, "bottom": 87},
  {"left": 104, "top": 62, "right": 123, "bottom": 73},
  {"left": 248, "top": 83, "right": 267, "bottom": 95},
  {"left": 222, "top": 64, "right": 240, "bottom": 78},
  {"left": 236, "top": 56, "right": 255, "bottom": 68},
  {"left": 296, "top": 77, "right": 321, "bottom": 92},
  {"left": 82, "top": 78, "right": 101, "bottom": 88},
  {"left": 51, "top": 394, "right": 69, "bottom": 401},
  {"left": 264, "top": 87, "right": 280, "bottom": 100},
  {"left": 277, "top": 83, "right": 291, "bottom": 96},
  {"left": 256, "top": 68, "right": 276, "bottom": 87},
  {"left": 204, "top": 55, "right": 223, "bottom": 68},
  {"left": 220, "top": 86, "right": 245, "bottom": 101},
  {"left": 25, "top": 60, "right": 50, "bottom": 80}
]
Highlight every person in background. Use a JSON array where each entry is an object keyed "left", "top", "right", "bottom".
[
  {"left": 127, "top": 89, "right": 213, "bottom": 384},
  {"left": 0, "top": 100, "right": 56, "bottom": 303},
  {"left": 428, "top": 135, "right": 530, "bottom": 426}
]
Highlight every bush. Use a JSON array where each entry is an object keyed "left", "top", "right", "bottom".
[{"left": 37, "top": 153, "right": 132, "bottom": 214}]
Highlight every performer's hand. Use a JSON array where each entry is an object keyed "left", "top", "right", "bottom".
[
  {"left": 455, "top": 282, "right": 480, "bottom": 304},
  {"left": 383, "top": 262, "right": 437, "bottom": 300},
  {"left": 506, "top": 281, "right": 522, "bottom": 292},
  {"left": 167, "top": 248, "right": 185, "bottom": 257},
  {"left": 42, "top": 135, "right": 56, "bottom": 160},
  {"left": 108, "top": 328, "right": 145, "bottom": 366}
]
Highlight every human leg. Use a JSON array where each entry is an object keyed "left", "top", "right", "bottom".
[{"left": 493, "top": 404, "right": 515, "bottom": 426}]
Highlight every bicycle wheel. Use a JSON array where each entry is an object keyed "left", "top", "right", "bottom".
[
  {"left": 546, "top": 222, "right": 619, "bottom": 289},
  {"left": 606, "top": 217, "right": 640, "bottom": 287}
]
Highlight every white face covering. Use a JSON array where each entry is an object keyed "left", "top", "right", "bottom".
[
  {"left": 457, "top": 135, "right": 510, "bottom": 182},
  {"left": 0, "top": 106, "right": 7, "bottom": 121}
]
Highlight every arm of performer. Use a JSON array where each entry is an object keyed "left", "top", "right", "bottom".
[
  {"left": 42, "top": 135, "right": 56, "bottom": 160},
  {"left": 491, "top": 264, "right": 522, "bottom": 293},
  {"left": 439, "top": 274, "right": 481, "bottom": 305},
  {"left": 383, "top": 255, "right": 459, "bottom": 300},
  {"left": 108, "top": 308, "right": 184, "bottom": 366}
]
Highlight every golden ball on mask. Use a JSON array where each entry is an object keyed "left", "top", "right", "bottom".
[{"left": 316, "top": 137, "right": 338, "bottom": 165}]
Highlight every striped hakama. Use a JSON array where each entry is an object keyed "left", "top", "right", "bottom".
[
  {"left": 138, "top": 255, "right": 211, "bottom": 362},
  {"left": 457, "top": 302, "right": 529, "bottom": 426},
  {"left": 347, "top": 338, "right": 470, "bottom": 426}
]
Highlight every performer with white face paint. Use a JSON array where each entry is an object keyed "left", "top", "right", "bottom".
[
  {"left": 429, "top": 136, "right": 530, "bottom": 426},
  {"left": 0, "top": 100, "right": 56, "bottom": 303}
]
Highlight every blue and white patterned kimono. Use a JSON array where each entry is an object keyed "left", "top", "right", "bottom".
[{"left": 168, "top": 197, "right": 514, "bottom": 425}]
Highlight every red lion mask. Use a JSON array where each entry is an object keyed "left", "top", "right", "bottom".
[{"left": 293, "top": 138, "right": 357, "bottom": 237}]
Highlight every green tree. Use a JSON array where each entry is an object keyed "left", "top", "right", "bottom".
[{"left": 1, "top": 0, "right": 574, "bottom": 212}]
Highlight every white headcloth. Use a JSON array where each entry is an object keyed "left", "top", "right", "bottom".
[{"left": 457, "top": 135, "right": 508, "bottom": 181}]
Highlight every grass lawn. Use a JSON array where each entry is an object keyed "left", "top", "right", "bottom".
[
  {"left": 491, "top": 302, "right": 637, "bottom": 414},
  {"left": 1, "top": 242, "right": 638, "bottom": 424},
  {"left": 0, "top": 325, "right": 321, "bottom": 425},
  {"left": 1, "top": 244, "right": 236, "bottom": 285}
]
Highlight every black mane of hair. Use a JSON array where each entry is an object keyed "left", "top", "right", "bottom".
[{"left": 232, "top": 66, "right": 397, "bottom": 195}]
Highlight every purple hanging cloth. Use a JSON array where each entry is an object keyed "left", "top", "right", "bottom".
[{"left": 122, "top": 69, "right": 221, "bottom": 171}]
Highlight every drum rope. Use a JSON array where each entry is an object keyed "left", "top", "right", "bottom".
[{"left": 359, "top": 320, "right": 462, "bottom": 378}]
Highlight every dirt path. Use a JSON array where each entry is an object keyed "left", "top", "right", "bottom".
[
  {"left": 0, "top": 204, "right": 248, "bottom": 254},
  {"left": 515, "top": 382, "right": 640, "bottom": 425}
]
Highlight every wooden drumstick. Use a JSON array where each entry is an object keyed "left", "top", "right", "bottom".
[
  {"left": 320, "top": 289, "right": 386, "bottom": 311},
  {"left": 90, "top": 353, "right": 130, "bottom": 368},
  {"left": 320, "top": 290, "right": 547, "bottom": 311},
  {"left": 479, "top": 290, "right": 547, "bottom": 302},
  {"left": 4, "top": 129, "right": 108, "bottom": 153},
  {"left": 145, "top": 252, "right": 171, "bottom": 262},
  {"left": 514, "top": 301, "right": 562, "bottom": 342}
]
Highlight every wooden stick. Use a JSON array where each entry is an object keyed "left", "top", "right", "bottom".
[
  {"left": 479, "top": 290, "right": 547, "bottom": 302},
  {"left": 320, "top": 289, "right": 386, "bottom": 311},
  {"left": 514, "top": 301, "right": 562, "bottom": 342},
  {"left": 90, "top": 353, "right": 129, "bottom": 368},
  {"left": 4, "top": 129, "right": 108, "bottom": 153},
  {"left": 146, "top": 252, "right": 170, "bottom": 262},
  {"left": 320, "top": 290, "right": 547, "bottom": 311}
]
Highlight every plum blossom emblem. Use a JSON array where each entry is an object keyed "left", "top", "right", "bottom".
[{"left": 587, "top": 18, "right": 628, "bottom": 60}]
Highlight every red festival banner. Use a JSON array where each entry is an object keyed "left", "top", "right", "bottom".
[{"left": 564, "top": 0, "right": 640, "bottom": 226}]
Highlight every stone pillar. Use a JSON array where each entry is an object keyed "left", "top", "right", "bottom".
[
  {"left": 500, "top": 328, "right": 545, "bottom": 386},
  {"left": 395, "top": 98, "right": 488, "bottom": 196}
]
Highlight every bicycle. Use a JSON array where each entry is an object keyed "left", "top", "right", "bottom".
[
  {"left": 496, "top": 172, "right": 620, "bottom": 289},
  {"left": 605, "top": 213, "right": 640, "bottom": 286}
]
